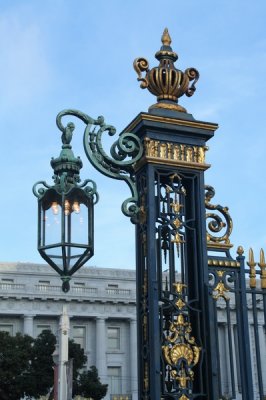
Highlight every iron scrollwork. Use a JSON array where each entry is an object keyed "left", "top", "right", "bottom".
[
  {"left": 56, "top": 109, "right": 144, "bottom": 223},
  {"left": 205, "top": 185, "right": 233, "bottom": 249}
]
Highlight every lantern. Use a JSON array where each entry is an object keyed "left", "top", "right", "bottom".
[{"left": 33, "top": 123, "right": 98, "bottom": 292}]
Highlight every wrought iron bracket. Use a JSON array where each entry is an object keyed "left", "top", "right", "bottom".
[
  {"left": 56, "top": 109, "right": 144, "bottom": 223},
  {"left": 32, "top": 178, "right": 98, "bottom": 203}
]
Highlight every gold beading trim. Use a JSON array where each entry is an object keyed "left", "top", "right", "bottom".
[{"left": 208, "top": 259, "right": 240, "bottom": 268}]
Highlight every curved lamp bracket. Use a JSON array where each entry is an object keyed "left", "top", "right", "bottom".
[{"left": 56, "top": 109, "right": 144, "bottom": 223}]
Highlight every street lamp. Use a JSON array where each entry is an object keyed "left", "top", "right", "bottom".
[
  {"left": 33, "top": 121, "right": 98, "bottom": 292},
  {"left": 33, "top": 110, "right": 143, "bottom": 292}
]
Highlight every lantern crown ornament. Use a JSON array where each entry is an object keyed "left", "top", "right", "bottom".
[
  {"left": 50, "top": 122, "right": 83, "bottom": 188},
  {"left": 133, "top": 28, "right": 200, "bottom": 113},
  {"left": 33, "top": 121, "right": 98, "bottom": 293}
]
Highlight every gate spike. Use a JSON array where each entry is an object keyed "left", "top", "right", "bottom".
[
  {"left": 247, "top": 248, "right": 256, "bottom": 288},
  {"left": 259, "top": 248, "right": 266, "bottom": 265},
  {"left": 258, "top": 248, "right": 266, "bottom": 289},
  {"left": 247, "top": 248, "right": 256, "bottom": 266}
]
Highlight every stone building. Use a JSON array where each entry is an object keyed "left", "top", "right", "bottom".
[{"left": 0, "top": 262, "right": 137, "bottom": 400}]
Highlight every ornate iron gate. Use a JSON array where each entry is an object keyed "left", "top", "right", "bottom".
[{"left": 206, "top": 185, "right": 266, "bottom": 399}]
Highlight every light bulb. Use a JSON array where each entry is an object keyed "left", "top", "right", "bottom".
[
  {"left": 51, "top": 202, "right": 59, "bottom": 215},
  {"left": 72, "top": 201, "right": 80, "bottom": 214},
  {"left": 64, "top": 200, "right": 71, "bottom": 216}
]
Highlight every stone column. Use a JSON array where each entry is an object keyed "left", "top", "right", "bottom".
[
  {"left": 130, "top": 318, "right": 138, "bottom": 400},
  {"left": 58, "top": 305, "right": 70, "bottom": 400},
  {"left": 23, "top": 315, "right": 35, "bottom": 337},
  {"left": 96, "top": 317, "right": 107, "bottom": 384}
]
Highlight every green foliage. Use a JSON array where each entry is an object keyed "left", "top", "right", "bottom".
[
  {"left": 69, "top": 343, "right": 108, "bottom": 399},
  {"left": 0, "top": 331, "right": 33, "bottom": 400},
  {"left": 77, "top": 366, "right": 108, "bottom": 400},
  {"left": 69, "top": 338, "right": 87, "bottom": 395},
  {"left": 69, "top": 338, "right": 87, "bottom": 379},
  {"left": 0, "top": 330, "right": 107, "bottom": 400},
  {"left": 27, "top": 330, "right": 56, "bottom": 397}
]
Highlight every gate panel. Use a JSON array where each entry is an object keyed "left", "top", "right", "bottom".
[{"left": 206, "top": 185, "right": 266, "bottom": 399}]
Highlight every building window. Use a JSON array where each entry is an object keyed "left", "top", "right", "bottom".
[
  {"left": 36, "top": 324, "right": 51, "bottom": 336},
  {"left": 108, "top": 366, "right": 122, "bottom": 394},
  {"left": 0, "top": 324, "right": 13, "bottom": 335},
  {"left": 73, "top": 326, "right": 86, "bottom": 349},
  {"left": 107, "top": 327, "right": 120, "bottom": 350},
  {"left": 108, "top": 284, "right": 118, "bottom": 288}
]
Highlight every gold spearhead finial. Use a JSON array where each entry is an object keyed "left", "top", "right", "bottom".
[
  {"left": 161, "top": 28, "right": 171, "bottom": 46},
  {"left": 247, "top": 248, "right": 256, "bottom": 288},
  {"left": 259, "top": 248, "right": 266, "bottom": 289},
  {"left": 247, "top": 248, "right": 256, "bottom": 267},
  {"left": 259, "top": 248, "right": 266, "bottom": 265}
]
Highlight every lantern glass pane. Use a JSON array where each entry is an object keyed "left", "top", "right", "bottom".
[
  {"left": 41, "top": 203, "right": 62, "bottom": 246},
  {"left": 67, "top": 203, "right": 89, "bottom": 245},
  {"left": 64, "top": 248, "right": 83, "bottom": 269},
  {"left": 45, "top": 254, "right": 64, "bottom": 272}
]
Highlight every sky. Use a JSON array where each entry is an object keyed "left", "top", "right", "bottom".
[{"left": 1, "top": 0, "right": 266, "bottom": 270}]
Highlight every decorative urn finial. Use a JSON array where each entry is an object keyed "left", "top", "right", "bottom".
[
  {"left": 133, "top": 28, "right": 199, "bottom": 113},
  {"left": 50, "top": 122, "right": 83, "bottom": 190}
]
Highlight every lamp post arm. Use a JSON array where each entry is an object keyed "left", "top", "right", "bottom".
[{"left": 56, "top": 109, "right": 144, "bottom": 223}]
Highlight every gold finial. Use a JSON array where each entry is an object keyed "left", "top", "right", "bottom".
[
  {"left": 248, "top": 248, "right": 256, "bottom": 266},
  {"left": 247, "top": 248, "right": 257, "bottom": 288},
  {"left": 237, "top": 245, "right": 244, "bottom": 256},
  {"left": 259, "top": 248, "right": 266, "bottom": 265},
  {"left": 133, "top": 30, "right": 199, "bottom": 113},
  {"left": 258, "top": 248, "right": 266, "bottom": 289},
  {"left": 161, "top": 28, "right": 171, "bottom": 46}
]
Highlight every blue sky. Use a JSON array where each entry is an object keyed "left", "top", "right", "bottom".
[{"left": 1, "top": 0, "right": 266, "bottom": 269}]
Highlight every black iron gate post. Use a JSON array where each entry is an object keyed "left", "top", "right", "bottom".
[{"left": 124, "top": 28, "right": 222, "bottom": 399}]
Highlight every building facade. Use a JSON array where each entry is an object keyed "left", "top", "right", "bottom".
[
  {"left": 0, "top": 262, "right": 137, "bottom": 400},
  {"left": 0, "top": 262, "right": 265, "bottom": 399}
]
